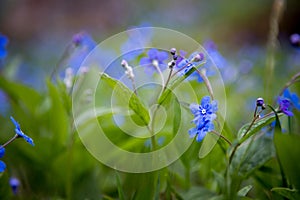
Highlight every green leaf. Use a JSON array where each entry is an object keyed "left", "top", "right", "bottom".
[
  {"left": 115, "top": 172, "right": 125, "bottom": 200},
  {"left": 230, "top": 135, "right": 275, "bottom": 178},
  {"left": 271, "top": 187, "right": 300, "bottom": 200},
  {"left": 274, "top": 134, "right": 300, "bottom": 190},
  {"left": 237, "top": 185, "right": 252, "bottom": 197},
  {"left": 0, "top": 76, "right": 42, "bottom": 114},
  {"left": 237, "top": 113, "right": 282, "bottom": 143},
  {"left": 100, "top": 73, "right": 150, "bottom": 126}
]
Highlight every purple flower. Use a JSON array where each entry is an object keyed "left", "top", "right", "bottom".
[
  {"left": 0, "top": 147, "right": 6, "bottom": 173},
  {"left": 189, "top": 96, "right": 218, "bottom": 142},
  {"left": 9, "top": 177, "right": 20, "bottom": 195},
  {"left": 290, "top": 33, "right": 300, "bottom": 47},
  {"left": 0, "top": 33, "right": 8, "bottom": 59},
  {"left": 277, "top": 89, "right": 300, "bottom": 116},
  {"left": 278, "top": 97, "right": 293, "bottom": 116},
  {"left": 140, "top": 48, "right": 169, "bottom": 75},
  {"left": 10, "top": 116, "right": 34, "bottom": 146}
]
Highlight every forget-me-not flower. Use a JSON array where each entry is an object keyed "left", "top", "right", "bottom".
[
  {"left": 10, "top": 116, "right": 34, "bottom": 146},
  {"left": 189, "top": 96, "right": 218, "bottom": 142},
  {"left": 140, "top": 48, "right": 169, "bottom": 75}
]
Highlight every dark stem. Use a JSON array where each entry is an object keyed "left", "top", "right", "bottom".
[{"left": 162, "top": 68, "right": 173, "bottom": 93}]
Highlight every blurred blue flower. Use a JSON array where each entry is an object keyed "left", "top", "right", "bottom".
[
  {"left": 277, "top": 97, "right": 293, "bottom": 116},
  {"left": 9, "top": 177, "right": 20, "bottom": 195},
  {"left": 0, "top": 33, "right": 8, "bottom": 59},
  {"left": 203, "top": 40, "right": 226, "bottom": 70},
  {"left": 0, "top": 147, "right": 6, "bottom": 173},
  {"left": 290, "top": 33, "right": 300, "bottom": 47},
  {"left": 60, "top": 31, "right": 97, "bottom": 79},
  {"left": 175, "top": 51, "right": 205, "bottom": 77},
  {"left": 140, "top": 48, "right": 169, "bottom": 75},
  {"left": 277, "top": 89, "right": 300, "bottom": 116},
  {"left": 189, "top": 96, "right": 218, "bottom": 142},
  {"left": 121, "top": 24, "right": 153, "bottom": 61},
  {"left": 10, "top": 116, "right": 34, "bottom": 146},
  {"left": 283, "top": 89, "right": 300, "bottom": 110}
]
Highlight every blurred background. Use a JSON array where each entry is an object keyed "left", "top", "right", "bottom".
[
  {"left": 1, "top": 0, "right": 299, "bottom": 123},
  {"left": 0, "top": 0, "right": 299, "bottom": 78}
]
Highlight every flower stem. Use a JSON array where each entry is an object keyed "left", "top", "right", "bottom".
[
  {"left": 1, "top": 134, "right": 19, "bottom": 148},
  {"left": 162, "top": 67, "right": 173, "bottom": 93},
  {"left": 195, "top": 68, "right": 214, "bottom": 100},
  {"left": 211, "top": 130, "right": 231, "bottom": 145},
  {"left": 278, "top": 71, "right": 300, "bottom": 96}
]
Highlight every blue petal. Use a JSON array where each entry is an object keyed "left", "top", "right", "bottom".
[
  {"left": 0, "top": 48, "right": 7, "bottom": 59},
  {"left": 0, "top": 34, "right": 8, "bottom": 46},
  {"left": 148, "top": 48, "right": 159, "bottom": 59},
  {"left": 188, "top": 128, "right": 197, "bottom": 138},
  {"left": 10, "top": 116, "right": 21, "bottom": 130},
  {"left": 157, "top": 51, "right": 169, "bottom": 61},
  {"left": 140, "top": 57, "right": 151, "bottom": 66},
  {"left": 196, "top": 130, "right": 207, "bottom": 142},
  {"left": 24, "top": 136, "right": 35, "bottom": 146},
  {"left": 201, "top": 96, "right": 211, "bottom": 107},
  {"left": 0, "top": 160, "right": 6, "bottom": 173},
  {"left": 0, "top": 147, "right": 5, "bottom": 158},
  {"left": 211, "top": 100, "right": 218, "bottom": 113},
  {"left": 190, "top": 103, "right": 199, "bottom": 115}
]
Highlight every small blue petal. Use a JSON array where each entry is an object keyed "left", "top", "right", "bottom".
[
  {"left": 10, "top": 116, "right": 34, "bottom": 146},
  {"left": 0, "top": 160, "right": 6, "bottom": 173},
  {"left": 0, "top": 147, "right": 5, "bottom": 158},
  {"left": 10, "top": 116, "right": 21, "bottom": 130}
]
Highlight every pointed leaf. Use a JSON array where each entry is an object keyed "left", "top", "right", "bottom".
[
  {"left": 238, "top": 185, "right": 252, "bottom": 197},
  {"left": 100, "top": 73, "right": 150, "bottom": 125},
  {"left": 271, "top": 187, "right": 300, "bottom": 200}
]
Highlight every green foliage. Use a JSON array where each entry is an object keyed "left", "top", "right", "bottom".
[{"left": 101, "top": 73, "right": 150, "bottom": 126}]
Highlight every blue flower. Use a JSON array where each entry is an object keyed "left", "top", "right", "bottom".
[
  {"left": 0, "top": 33, "right": 8, "bottom": 59},
  {"left": 0, "top": 147, "right": 6, "bottom": 173},
  {"left": 121, "top": 24, "right": 153, "bottom": 61},
  {"left": 175, "top": 51, "right": 205, "bottom": 76},
  {"left": 10, "top": 116, "right": 34, "bottom": 146},
  {"left": 140, "top": 48, "right": 169, "bottom": 75},
  {"left": 283, "top": 89, "right": 300, "bottom": 110},
  {"left": 277, "top": 97, "right": 293, "bottom": 116},
  {"left": 189, "top": 96, "right": 218, "bottom": 142},
  {"left": 277, "top": 89, "right": 300, "bottom": 116}
]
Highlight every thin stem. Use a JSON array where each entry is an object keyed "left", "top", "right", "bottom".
[
  {"left": 195, "top": 68, "right": 214, "bottom": 100},
  {"left": 162, "top": 68, "right": 173, "bottom": 93},
  {"left": 152, "top": 62, "right": 165, "bottom": 88},
  {"left": 130, "top": 77, "right": 138, "bottom": 96},
  {"left": 1, "top": 134, "right": 19, "bottom": 148},
  {"left": 278, "top": 71, "right": 300, "bottom": 96},
  {"left": 211, "top": 130, "right": 231, "bottom": 146}
]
